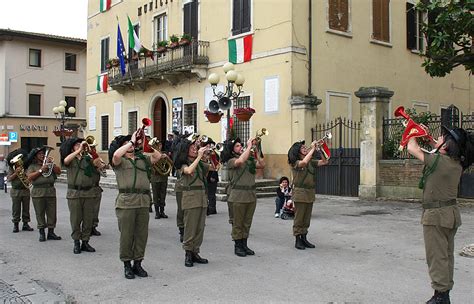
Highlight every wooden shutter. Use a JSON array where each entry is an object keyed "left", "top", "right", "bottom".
[
  {"left": 184, "top": 0, "right": 198, "bottom": 40},
  {"left": 242, "top": 0, "right": 251, "bottom": 33},
  {"left": 427, "top": 8, "right": 440, "bottom": 47},
  {"left": 101, "top": 116, "right": 109, "bottom": 151},
  {"left": 184, "top": 2, "right": 191, "bottom": 36},
  {"left": 372, "top": 0, "right": 382, "bottom": 40},
  {"left": 381, "top": 0, "right": 390, "bottom": 42},
  {"left": 329, "top": 0, "right": 349, "bottom": 32},
  {"left": 406, "top": 2, "right": 416, "bottom": 49},
  {"left": 232, "top": 0, "right": 242, "bottom": 36}
]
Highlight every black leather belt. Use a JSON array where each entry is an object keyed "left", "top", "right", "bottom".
[
  {"left": 422, "top": 200, "right": 457, "bottom": 209},
  {"left": 183, "top": 185, "right": 204, "bottom": 191},
  {"left": 68, "top": 185, "right": 93, "bottom": 191},
  {"left": 12, "top": 186, "right": 27, "bottom": 190},
  {"left": 118, "top": 189, "right": 151, "bottom": 195}
]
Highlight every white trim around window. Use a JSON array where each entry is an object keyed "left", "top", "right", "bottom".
[
  {"left": 228, "top": 0, "right": 254, "bottom": 39},
  {"left": 369, "top": 0, "right": 392, "bottom": 46},
  {"left": 412, "top": 101, "right": 430, "bottom": 113},
  {"left": 325, "top": 0, "right": 353, "bottom": 37}
]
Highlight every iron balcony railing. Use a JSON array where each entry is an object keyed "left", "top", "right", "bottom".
[{"left": 107, "top": 40, "right": 209, "bottom": 88}]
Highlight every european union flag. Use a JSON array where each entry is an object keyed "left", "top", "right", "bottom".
[{"left": 117, "top": 24, "right": 126, "bottom": 76}]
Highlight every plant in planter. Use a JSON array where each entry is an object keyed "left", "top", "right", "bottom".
[
  {"left": 110, "top": 58, "right": 120, "bottom": 67},
  {"left": 179, "top": 33, "right": 192, "bottom": 45},
  {"left": 204, "top": 110, "right": 223, "bottom": 123},
  {"left": 233, "top": 107, "right": 256, "bottom": 121},
  {"left": 169, "top": 34, "right": 179, "bottom": 48},
  {"left": 157, "top": 40, "right": 168, "bottom": 53}
]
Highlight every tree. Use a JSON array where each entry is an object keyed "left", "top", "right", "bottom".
[{"left": 416, "top": 0, "right": 473, "bottom": 77}]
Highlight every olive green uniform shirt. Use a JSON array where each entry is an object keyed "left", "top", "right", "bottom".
[
  {"left": 9, "top": 167, "right": 29, "bottom": 198},
  {"left": 66, "top": 158, "right": 101, "bottom": 198},
  {"left": 26, "top": 163, "right": 57, "bottom": 198},
  {"left": 150, "top": 170, "right": 169, "bottom": 183},
  {"left": 421, "top": 153, "right": 462, "bottom": 228},
  {"left": 180, "top": 161, "right": 209, "bottom": 210},
  {"left": 113, "top": 155, "right": 152, "bottom": 209},
  {"left": 227, "top": 158, "right": 256, "bottom": 203},
  {"left": 291, "top": 160, "right": 317, "bottom": 203}
]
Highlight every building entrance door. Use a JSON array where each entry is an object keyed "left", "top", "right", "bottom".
[{"left": 153, "top": 98, "right": 167, "bottom": 141}]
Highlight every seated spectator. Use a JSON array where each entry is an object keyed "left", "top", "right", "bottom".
[{"left": 275, "top": 176, "right": 292, "bottom": 218}]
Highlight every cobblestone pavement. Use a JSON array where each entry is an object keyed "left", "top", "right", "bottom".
[{"left": 0, "top": 184, "right": 473, "bottom": 303}]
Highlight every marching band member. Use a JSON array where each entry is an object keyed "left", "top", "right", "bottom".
[
  {"left": 26, "top": 146, "right": 62, "bottom": 242},
  {"left": 407, "top": 126, "right": 473, "bottom": 304},
  {"left": 60, "top": 138, "right": 100, "bottom": 254},
  {"left": 173, "top": 137, "right": 211, "bottom": 267},
  {"left": 287, "top": 139, "right": 328, "bottom": 250},
  {"left": 110, "top": 132, "right": 162, "bottom": 279},
  {"left": 6, "top": 149, "right": 33, "bottom": 233},
  {"left": 221, "top": 137, "right": 265, "bottom": 257},
  {"left": 150, "top": 140, "right": 169, "bottom": 219}
]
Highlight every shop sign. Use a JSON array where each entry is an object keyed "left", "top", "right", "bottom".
[
  {"left": 9, "top": 132, "right": 18, "bottom": 142},
  {"left": 19, "top": 124, "right": 48, "bottom": 131},
  {"left": 0, "top": 133, "right": 11, "bottom": 145}
]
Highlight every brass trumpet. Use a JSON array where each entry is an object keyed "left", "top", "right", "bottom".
[
  {"left": 41, "top": 146, "right": 55, "bottom": 177},
  {"left": 85, "top": 135, "right": 108, "bottom": 177},
  {"left": 10, "top": 154, "right": 32, "bottom": 189},
  {"left": 208, "top": 142, "right": 223, "bottom": 169},
  {"left": 149, "top": 137, "right": 173, "bottom": 176},
  {"left": 250, "top": 128, "right": 269, "bottom": 154}
]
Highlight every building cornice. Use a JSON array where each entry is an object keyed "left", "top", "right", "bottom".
[{"left": 0, "top": 29, "right": 86, "bottom": 46}]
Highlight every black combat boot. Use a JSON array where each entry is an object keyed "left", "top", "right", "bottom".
[
  {"left": 73, "top": 240, "right": 81, "bottom": 254},
  {"left": 13, "top": 223, "right": 19, "bottom": 233},
  {"left": 426, "top": 290, "right": 450, "bottom": 304},
  {"left": 242, "top": 239, "right": 255, "bottom": 255},
  {"left": 91, "top": 227, "right": 101, "bottom": 236},
  {"left": 234, "top": 239, "right": 247, "bottom": 257},
  {"left": 81, "top": 241, "right": 96, "bottom": 252},
  {"left": 132, "top": 260, "right": 148, "bottom": 277},
  {"left": 192, "top": 252, "right": 208, "bottom": 264},
  {"left": 155, "top": 207, "right": 161, "bottom": 219},
  {"left": 22, "top": 222, "right": 33, "bottom": 231},
  {"left": 159, "top": 206, "right": 168, "bottom": 218},
  {"left": 295, "top": 235, "right": 306, "bottom": 250},
  {"left": 301, "top": 233, "right": 316, "bottom": 248},
  {"left": 47, "top": 229, "right": 61, "bottom": 240},
  {"left": 179, "top": 227, "right": 184, "bottom": 243},
  {"left": 124, "top": 261, "right": 135, "bottom": 279},
  {"left": 149, "top": 204, "right": 153, "bottom": 213},
  {"left": 39, "top": 228, "right": 46, "bottom": 242},
  {"left": 185, "top": 250, "right": 194, "bottom": 267}
]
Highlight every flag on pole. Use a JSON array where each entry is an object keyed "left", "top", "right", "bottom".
[
  {"left": 228, "top": 34, "right": 252, "bottom": 64},
  {"left": 100, "top": 0, "right": 111, "bottom": 12},
  {"left": 117, "top": 23, "right": 126, "bottom": 76},
  {"left": 97, "top": 74, "right": 108, "bottom": 93},
  {"left": 127, "top": 16, "right": 142, "bottom": 53}
]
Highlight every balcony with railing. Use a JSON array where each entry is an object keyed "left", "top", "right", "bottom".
[{"left": 107, "top": 40, "right": 210, "bottom": 92}]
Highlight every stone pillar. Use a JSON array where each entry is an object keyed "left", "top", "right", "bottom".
[
  {"left": 355, "top": 87, "right": 394, "bottom": 200},
  {"left": 289, "top": 95, "right": 321, "bottom": 145}
]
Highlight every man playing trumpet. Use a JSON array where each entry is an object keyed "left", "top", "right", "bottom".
[
  {"left": 287, "top": 138, "right": 328, "bottom": 250},
  {"left": 60, "top": 138, "right": 104, "bottom": 254}
]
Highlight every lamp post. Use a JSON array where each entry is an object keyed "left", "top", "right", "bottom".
[
  {"left": 52, "top": 100, "right": 76, "bottom": 144},
  {"left": 207, "top": 62, "right": 245, "bottom": 141}
]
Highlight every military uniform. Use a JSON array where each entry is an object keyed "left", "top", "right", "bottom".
[
  {"left": 175, "top": 170, "right": 184, "bottom": 241},
  {"left": 150, "top": 169, "right": 168, "bottom": 218},
  {"left": 91, "top": 169, "right": 103, "bottom": 233},
  {"left": 228, "top": 158, "right": 257, "bottom": 241},
  {"left": 65, "top": 158, "right": 100, "bottom": 247},
  {"left": 114, "top": 155, "right": 151, "bottom": 263},
  {"left": 9, "top": 167, "right": 31, "bottom": 226},
  {"left": 291, "top": 159, "right": 318, "bottom": 237},
  {"left": 180, "top": 161, "right": 209, "bottom": 255},
  {"left": 26, "top": 163, "right": 58, "bottom": 230},
  {"left": 421, "top": 152, "right": 462, "bottom": 293}
]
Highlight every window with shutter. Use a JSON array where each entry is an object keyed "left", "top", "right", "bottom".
[
  {"left": 101, "top": 116, "right": 109, "bottom": 151},
  {"left": 232, "top": 0, "right": 251, "bottom": 36},
  {"left": 100, "top": 37, "right": 110, "bottom": 72},
  {"left": 406, "top": 2, "right": 416, "bottom": 50},
  {"left": 28, "top": 94, "right": 41, "bottom": 116},
  {"left": 372, "top": 0, "right": 390, "bottom": 43},
  {"left": 65, "top": 96, "right": 76, "bottom": 117},
  {"left": 128, "top": 111, "right": 138, "bottom": 135},
  {"left": 328, "top": 0, "right": 349, "bottom": 32},
  {"left": 184, "top": 0, "right": 198, "bottom": 40},
  {"left": 183, "top": 103, "right": 197, "bottom": 133}
]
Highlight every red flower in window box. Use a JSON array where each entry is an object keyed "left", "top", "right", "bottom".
[
  {"left": 53, "top": 129, "right": 74, "bottom": 137},
  {"left": 204, "top": 110, "right": 223, "bottom": 123},
  {"left": 233, "top": 107, "right": 255, "bottom": 121}
]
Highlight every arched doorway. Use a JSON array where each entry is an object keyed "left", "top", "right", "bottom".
[{"left": 153, "top": 97, "right": 167, "bottom": 141}]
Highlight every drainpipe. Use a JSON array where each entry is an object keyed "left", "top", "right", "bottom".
[{"left": 308, "top": 0, "right": 312, "bottom": 96}]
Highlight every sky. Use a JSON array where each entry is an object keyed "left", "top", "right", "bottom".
[{"left": 0, "top": 0, "right": 88, "bottom": 39}]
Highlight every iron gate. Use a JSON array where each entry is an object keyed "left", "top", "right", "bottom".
[
  {"left": 460, "top": 112, "right": 474, "bottom": 198},
  {"left": 311, "top": 117, "right": 361, "bottom": 196}
]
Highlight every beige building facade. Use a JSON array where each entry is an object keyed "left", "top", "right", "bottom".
[
  {"left": 0, "top": 29, "right": 87, "bottom": 161},
  {"left": 86, "top": 0, "right": 472, "bottom": 179}
]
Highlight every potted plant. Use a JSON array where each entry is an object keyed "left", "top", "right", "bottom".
[
  {"left": 110, "top": 58, "right": 120, "bottom": 67},
  {"left": 106, "top": 59, "right": 113, "bottom": 70},
  {"left": 233, "top": 107, "right": 256, "bottom": 121},
  {"left": 169, "top": 34, "right": 179, "bottom": 48},
  {"left": 179, "top": 33, "right": 192, "bottom": 46},
  {"left": 157, "top": 40, "right": 168, "bottom": 53},
  {"left": 204, "top": 110, "right": 223, "bottom": 123}
]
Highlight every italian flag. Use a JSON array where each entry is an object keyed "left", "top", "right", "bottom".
[
  {"left": 97, "top": 74, "right": 108, "bottom": 93},
  {"left": 100, "top": 0, "right": 111, "bottom": 12},
  {"left": 128, "top": 16, "right": 142, "bottom": 53},
  {"left": 228, "top": 34, "right": 252, "bottom": 64}
]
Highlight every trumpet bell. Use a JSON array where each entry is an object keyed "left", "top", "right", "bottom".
[
  {"left": 186, "top": 133, "right": 200, "bottom": 142},
  {"left": 85, "top": 135, "right": 97, "bottom": 147},
  {"left": 325, "top": 132, "right": 332, "bottom": 140},
  {"left": 208, "top": 100, "right": 220, "bottom": 114},
  {"left": 142, "top": 118, "right": 152, "bottom": 127},
  {"left": 394, "top": 106, "right": 410, "bottom": 120},
  {"left": 10, "top": 154, "right": 24, "bottom": 164},
  {"left": 201, "top": 135, "right": 209, "bottom": 143}
]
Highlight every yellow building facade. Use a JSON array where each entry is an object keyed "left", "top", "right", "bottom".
[{"left": 86, "top": 0, "right": 472, "bottom": 179}]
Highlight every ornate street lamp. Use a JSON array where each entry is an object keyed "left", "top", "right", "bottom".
[
  {"left": 207, "top": 62, "right": 245, "bottom": 141},
  {"left": 52, "top": 100, "right": 76, "bottom": 143}
]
